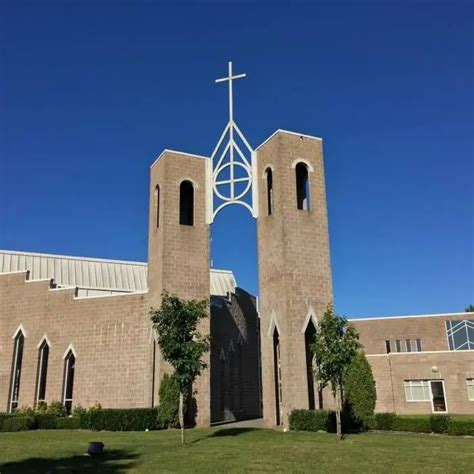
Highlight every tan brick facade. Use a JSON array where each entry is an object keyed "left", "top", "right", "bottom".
[{"left": 256, "top": 131, "right": 333, "bottom": 428}]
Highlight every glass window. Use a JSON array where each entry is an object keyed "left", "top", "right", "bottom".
[
  {"left": 63, "top": 350, "right": 76, "bottom": 414},
  {"left": 396, "top": 340, "right": 402, "bottom": 352},
  {"left": 405, "top": 339, "right": 412, "bottom": 352},
  {"left": 446, "top": 320, "right": 474, "bottom": 350},
  {"left": 404, "top": 380, "right": 430, "bottom": 402},
  {"left": 36, "top": 340, "right": 50, "bottom": 404},
  {"left": 467, "top": 379, "right": 474, "bottom": 401},
  {"left": 9, "top": 331, "right": 25, "bottom": 412},
  {"left": 385, "top": 340, "right": 391, "bottom": 354},
  {"left": 415, "top": 339, "right": 422, "bottom": 352}
]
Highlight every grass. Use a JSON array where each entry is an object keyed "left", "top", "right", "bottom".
[{"left": 0, "top": 427, "right": 473, "bottom": 473}]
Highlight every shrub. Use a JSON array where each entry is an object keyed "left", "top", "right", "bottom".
[
  {"left": 2, "top": 416, "right": 35, "bottom": 432},
  {"left": 35, "top": 413, "right": 57, "bottom": 430},
  {"left": 447, "top": 419, "right": 474, "bottom": 436},
  {"left": 374, "top": 413, "right": 397, "bottom": 430},
  {"left": 56, "top": 417, "right": 81, "bottom": 430},
  {"left": 35, "top": 401, "right": 48, "bottom": 413},
  {"left": 12, "top": 406, "right": 35, "bottom": 417},
  {"left": 344, "top": 353, "right": 376, "bottom": 426},
  {"left": 0, "top": 413, "right": 11, "bottom": 430},
  {"left": 289, "top": 409, "right": 332, "bottom": 432},
  {"left": 392, "top": 416, "right": 431, "bottom": 433},
  {"left": 158, "top": 373, "right": 181, "bottom": 428},
  {"left": 81, "top": 408, "right": 162, "bottom": 431},
  {"left": 430, "top": 415, "right": 450, "bottom": 434},
  {"left": 46, "top": 401, "right": 68, "bottom": 418}
]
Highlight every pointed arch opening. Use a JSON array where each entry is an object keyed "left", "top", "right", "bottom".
[
  {"left": 295, "top": 162, "right": 310, "bottom": 210},
  {"left": 9, "top": 330, "right": 25, "bottom": 412},
  {"left": 154, "top": 184, "right": 160, "bottom": 228},
  {"left": 272, "top": 327, "right": 282, "bottom": 426},
  {"left": 36, "top": 339, "right": 50, "bottom": 405},
  {"left": 179, "top": 180, "right": 194, "bottom": 226},
  {"left": 63, "top": 349, "right": 76, "bottom": 414},
  {"left": 265, "top": 167, "right": 273, "bottom": 215},
  {"left": 304, "top": 318, "right": 317, "bottom": 410}
]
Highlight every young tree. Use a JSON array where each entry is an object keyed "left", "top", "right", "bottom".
[
  {"left": 310, "top": 305, "right": 360, "bottom": 439},
  {"left": 344, "top": 352, "right": 376, "bottom": 427},
  {"left": 465, "top": 304, "right": 474, "bottom": 312},
  {"left": 150, "top": 293, "right": 210, "bottom": 446}
]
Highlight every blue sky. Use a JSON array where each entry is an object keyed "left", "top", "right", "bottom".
[{"left": 0, "top": 1, "right": 472, "bottom": 317}]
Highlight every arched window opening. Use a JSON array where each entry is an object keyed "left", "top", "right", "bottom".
[
  {"left": 154, "top": 185, "right": 160, "bottom": 228},
  {"left": 273, "top": 327, "right": 282, "bottom": 426},
  {"left": 265, "top": 168, "right": 273, "bottom": 215},
  {"left": 9, "top": 330, "right": 25, "bottom": 412},
  {"left": 179, "top": 180, "right": 194, "bottom": 226},
  {"left": 295, "top": 162, "right": 310, "bottom": 210},
  {"left": 36, "top": 340, "right": 50, "bottom": 405},
  {"left": 63, "top": 350, "right": 76, "bottom": 414},
  {"left": 304, "top": 319, "right": 317, "bottom": 410}
]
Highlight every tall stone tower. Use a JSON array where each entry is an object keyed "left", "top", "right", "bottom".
[
  {"left": 256, "top": 130, "right": 333, "bottom": 428},
  {"left": 147, "top": 150, "right": 211, "bottom": 427}
]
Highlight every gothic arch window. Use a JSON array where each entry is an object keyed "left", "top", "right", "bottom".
[
  {"left": 265, "top": 167, "right": 273, "bottom": 215},
  {"left": 63, "top": 349, "right": 76, "bottom": 413},
  {"left": 179, "top": 180, "right": 194, "bottom": 226},
  {"left": 9, "top": 329, "right": 25, "bottom": 412},
  {"left": 295, "top": 162, "right": 310, "bottom": 210},
  {"left": 304, "top": 318, "right": 317, "bottom": 410},
  {"left": 154, "top": 185, "right": 160, "bottom": 228},
  {"left": 36, "top": 339, "right": 50, "bottom": 405}
]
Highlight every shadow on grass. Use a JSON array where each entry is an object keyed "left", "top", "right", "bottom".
[
  {"left": 0, "top": 448, "right": 137, "bottom": 473},
  {"left": 191, "top": 427, "right": 262, "bottom": 444}
]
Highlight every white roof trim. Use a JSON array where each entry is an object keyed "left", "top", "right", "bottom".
[
  {"left": 75, "top": 290, "right": 148, "bottom": 300},
  {"left": 12, "top": 324, "right": 26, "bottom": 339},
  {"left": 63, "top": 344, "right": 77, "bottom": 359},
  {"left": 256, "top": 129, "right": 323, "bottom": 151},
  {"left": 350, "top": 312, "right": 474, "bottom": 322},
  {"left": 150, "top": 149, "right": 210, "bottom": 168},
  {"left": 0, "top": 249, "right": 147, "bottom": 266}
]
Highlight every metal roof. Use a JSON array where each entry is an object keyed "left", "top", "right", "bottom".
[{"left": 0, "top": 250, "right": 236, "bottom": 297}]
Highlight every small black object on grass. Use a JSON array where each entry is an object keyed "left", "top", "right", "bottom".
[{"left": 88, "top": 441, "right": 104, "bottom": 456}]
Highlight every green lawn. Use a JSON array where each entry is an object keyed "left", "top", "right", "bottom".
[{"left": 0, "top": 427, "right": 473, "bottom": 473}]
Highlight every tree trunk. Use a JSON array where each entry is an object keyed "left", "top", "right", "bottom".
[
  {"left": 335, "top": 389, "right": 342, "bottom": 440},
  {"left": 179, "top": 391, "right": 185, "bottom": 446}
]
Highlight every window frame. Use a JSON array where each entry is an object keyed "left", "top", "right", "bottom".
[
  {"left": 467, "top": 379, "right": 474, "bottom": 401},
  {"left": 62, "top": 350, "right": 76, "bottom": 414}
]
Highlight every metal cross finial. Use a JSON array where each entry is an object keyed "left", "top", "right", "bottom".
[{"left": 215, "top": 61, "right": 246, "bottom": 124}]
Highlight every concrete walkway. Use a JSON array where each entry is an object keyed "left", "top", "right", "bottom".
[{"left": 213, "top": 418, "right": 264, "bottom": 429}]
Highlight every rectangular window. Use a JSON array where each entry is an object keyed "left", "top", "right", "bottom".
[
  {"left": 405, "top": 339, "right": 412, "bottom": 352},
  {"left": 415, "top": 339, "right": 422, "bottom": 352},
  {"left": 446, "top": 320, "right": 474, "bottom": 351},
  {"left": 385, "top": 340, "right": 391, "bottom": 354},
  {"left": 396, "top": 340, "right": 402, "bottom": 352},
  {"left": 467, "top": 379, "right": 474, "bottom": 401},
  {"left": 404, "top": 380, "right": 430, "bottom": 402}
]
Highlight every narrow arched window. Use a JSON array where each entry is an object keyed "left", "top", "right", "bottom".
[
  {"left": 295, "top": 162, "right": 310, "bottom": 210},
  {"left": 155, "top": 185, "right": 160, "bottom": 228},
  {"left": 9, "top": 330, "right": 25, "bottom": 412},
  {"left": 36, "top": 339, "right": 50, "bottom": 405},
  {"left": 179, "top": 180, "right": 194, "bottom": 226},
  {"left": 63, "top": 350, "right": 76, "bottom": 413},
  {"left": 265, "top": 168, "right": 273, "bottom": 215}
]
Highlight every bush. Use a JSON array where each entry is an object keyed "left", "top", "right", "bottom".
[
  {"left": 56, "top": 417, "right": 81, "bottom": 430},
  {"left": 35, "top": 413, "right": 57, "bottom": 430},
  {"left": 430, "top": 415, "right": 450, "bottom": 434},
  {"left": 0, "top": 413, "right": 11, "bottom": 430},
  {"left": 12, "top": 406, "right": 35, "bottom": 417},
  {"left": 344, "top": 353, "right": 376, "bottom": 426},
  {"left": 447, "top": 419, "right": 474, "bottom": 436},
  {"left": 80, "top": 408, "right": 163, "bottom": 431},
  {"left": 374, "top": 413, "right": 396, "bottom": 430},
  {"left": 2, "top": 416, "right": 35, "bottom": 432},
  {"left": 46, "top": 401, "right": 68, "bottom": 418},
  {"left": 289, "top": 409, "right": 332, "bottom": 432},
  {"left": 158, "top": 373, "right": 181, "bottom": 428},
  {"left": 392, "top": 416, "right": 431, "bottom": 433}
]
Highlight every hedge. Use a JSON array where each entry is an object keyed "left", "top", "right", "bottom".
[
  {"left": 290, "top": 410, "right": 474, "bottom": 436},
  {"left": 79, "top": 408, "right": 163, "bottom": 431},
  {"left": 35, "top": 413, "right": 58, "bottom": 430},
  {"left": 2, "top": 416, "right": 36, "bottom": 432},
  {"left": 56, "top": 417, "right": 81, "bottom": 430}
]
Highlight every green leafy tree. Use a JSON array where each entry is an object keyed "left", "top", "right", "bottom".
[
  {"left": 150, "top": 292, "right": 210, "bottom": 446},
  {"left": 344, "top": 352, "right": 376, "bottom": 427},
  {"left": 310, "top": 305, "right": 361, "bottom": 439},
  {"left": 465, "top": 304, "right": 474, "bottom": 312}
]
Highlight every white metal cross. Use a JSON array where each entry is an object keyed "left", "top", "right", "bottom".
[{"left": 215, "top": 61, "right": 246, "bottom": 124}]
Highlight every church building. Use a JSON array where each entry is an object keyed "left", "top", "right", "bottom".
[{"left": 1, "top": 64, "right": 472, "bottom": 428}]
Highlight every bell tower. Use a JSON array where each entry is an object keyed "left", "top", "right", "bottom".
[{"left": 256, "top": 130, "right": 333, "bottom": 428}]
